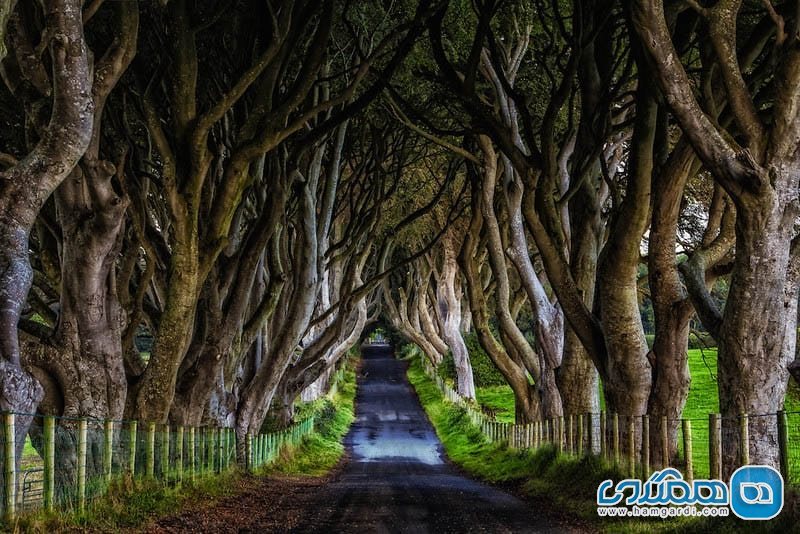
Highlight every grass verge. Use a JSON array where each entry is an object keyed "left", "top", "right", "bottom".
[
  {"left": 9, "top": 470, "right": 244, "bottom": 533},
  {"left": 471, "top": 349, "right": 800, "bottom": 481},
  {"left": 260, "top": 365, "right": 357, "bottom": 477},
  {"left": 9, "top": 361, "right": 358, "bottom": 533},
  {"left": 406, "top": 353, "right": 797, "bottom": 533}
]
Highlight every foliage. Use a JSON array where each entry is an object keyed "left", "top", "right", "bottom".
[{"left": 436, "top": 333, "right": 507, "bottom": 387}]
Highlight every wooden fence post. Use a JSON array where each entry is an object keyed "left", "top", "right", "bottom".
[
  {"left": 189, "top": 426, "right": 196, "bottom": 481},
  {"left": 627, "top": 416, "right": 635, "bottom": 479},
  {"left": 4, "top": 413, "right": 16, "bottom": 521},
  {"left": 200, "top": 432, "right": 209, "bottom": 473},
  {"left": 777, "top": 410, "right": 789, "bottom": 481},
  {"left": 567, "top": 415, "right": 573, "bottom": 455},
  {"left": 161, "top": 424, "right": 170, "bottom": 479},
  {"left": 739, "top": 413, "right": 749, "bottom": 466},
  {"left": 612, "top": 413, "right": 619, "bottom": 466},
  {"left": 177, "top": 426, "right": 184, "bottom": 482},
  {"left": 709, "top": 413, "right": 722, "bottom": 480},
  {"left": 104, "top": 419, "right": 114, "bottom": 485},
  {"left": 600, "top": 412, "right": 606, "bottom": 459},
  {"left": 682, "top": 419, "right": 693, "bottom": 483},
  {"left": 146, "top": 422, "right": 156, "bottom": 478},
  {"left": 129, "top": 421, "right": 138, "bottom": 476},
  {"left": 660, "top": 416, "right": 669, "bottom": 469},
  {"left": 43, "top": 415, "right": 55, "bottom": 512},
  {"left": 221, "top": 428, "right": 227, "bottom": 470},
  {"left": 641, "top": 415, "right": 650, "bottom": 477},
  {"left": 197, "top": 428, "right": 204, "bottom": 473},
  {"left": 77, "top": 418, "right": 88, "bottom": 512},
  {"left": 577, "top": 414, "right": 584, "bottom": 456},
  {"left": 246, "top": 433, "right": 253, "bottom": 472},
  {"left": 222, "top": 428, "right": 227, "bottom": 470},
  {"left": 210, "top": 428, "right": 217, "bottom": 473},
  {"left": 558, "top": 416, "right": 565, "bottom": 454}
]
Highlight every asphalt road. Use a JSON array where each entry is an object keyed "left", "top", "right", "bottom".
[
  {"left": 286, "top": 343, "right": 565, "bottom": 533},
  {"left": 150, "top": 344, "right": 583, "bottom": 533}
]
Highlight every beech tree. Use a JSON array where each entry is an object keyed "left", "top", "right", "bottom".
[
  {"left": 422, "top": 0, "right": 647, "bottom": 422},
  {"left": 115, "top": 0, "right": 437, "bottom": 426},
  {"left": 630, "top": 0, "right": 800, "bottom": 472},
  {"left": 1, "top": 0, "right": 797, "bottom": 480},
  {"left": 0, "top": 1, "right": 93, "bottom": 490}
]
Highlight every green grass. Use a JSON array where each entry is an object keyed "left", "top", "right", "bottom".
[
  {"left": 472, "top": 348, "right": 800, "bottom": 481},
  {"left": 475, "top": 386, "right": 515, "bottom": 423},
  {"left": 408, "top": 353, "right": 799, "bottom": 533},
  {"left": 9, "top": 362, "right": 358, "bottom": 532},
  {"left": 261, "top": 366, "right": 357, "bottom": 477},
  {"left": 12, "top": 470, "right": 244, "bottom": 533}
]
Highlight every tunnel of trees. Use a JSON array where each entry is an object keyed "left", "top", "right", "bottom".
[{"left": 0, "top": 0, "right": 798, "bottom": 486}]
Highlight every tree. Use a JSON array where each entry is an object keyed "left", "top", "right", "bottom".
[
  {"left": 630, "top": 0, "right": 800, "bottom": 472},
  {"left": 0, "top": 1, "right": 93, "bottom": 493}
]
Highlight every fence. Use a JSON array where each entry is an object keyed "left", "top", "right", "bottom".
[
  {"left": 0, "top": 366, "right": 348, "bottom": 522},
  {"left": 421, "top": 359, "right": 800, "bottom": 486}
]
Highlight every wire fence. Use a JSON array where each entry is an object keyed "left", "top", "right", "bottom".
[
  {"left": 0, "top": 366, "right": 347, "bottom": 522},
  {"left": 421, "top": 358, "right": 800, "bottom": 486}
]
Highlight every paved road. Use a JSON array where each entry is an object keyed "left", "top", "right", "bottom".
[
  {"left": 151, "top": 344, "right": 583, "bottom": 533},
  {"left": 288, "top": 343, "right": 565, "bottom": 533}
]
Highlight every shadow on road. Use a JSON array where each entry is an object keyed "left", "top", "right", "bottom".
[
  {"left": 289, "top": 343, "right": 567, "bottom": 533},
  {"left": 149, "top": 344, "right": 586, "bottom": 533}
]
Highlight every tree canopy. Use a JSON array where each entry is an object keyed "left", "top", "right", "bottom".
[{"left": 0, "top": 0, "right": 798, "bottom": 477}]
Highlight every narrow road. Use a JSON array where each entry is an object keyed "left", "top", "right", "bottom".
[
  {"left": 289, "top": 343, "right": 566, "bottom": 533},
  {"left": 150, "top": 344, "right": 583, "bottom": 533}
]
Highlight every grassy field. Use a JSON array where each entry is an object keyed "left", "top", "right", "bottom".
[
  {"left": 471, "top": 348, "right": 800, "bottom": 482},
  {"left": 409, "top": 353, "right": 799, "bottom": 533}
]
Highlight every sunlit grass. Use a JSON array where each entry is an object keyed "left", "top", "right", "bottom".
[{"left": 475, "top": 386, "right": 515, "bottom": 423}]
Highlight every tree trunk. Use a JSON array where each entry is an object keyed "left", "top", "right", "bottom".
[
  {"left": 647, "top": 141, "right": 704, "bottom": 468},
  {"left": 556, "top": 174, "right": 602, "bottom": 415},
  {"left": 234, "top": 181, "right": 319, "bottom": 455},
  {"left": 460, "top": 147, "right": 540, "bottom": 423},
  {"left": 502, "top": 159, "right": 564, "bottom": 418},
  {"left": 718, "top": 178, "right": 799, "bottom": 474},
  {"left": 437, "top": 236, "right": 476, "bottom": 399},
  {"left": 0, "top": 0, "right": 92, "bottom": 505},
  {"left": 594, "top": 81, "right": 657, "bottom": 450},
  {"left": 130, "top": 244, "right": 201, "bottom": 422}
]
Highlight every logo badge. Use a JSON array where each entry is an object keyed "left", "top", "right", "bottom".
[{"left": 729, "top": 465, "right": 783, "bottom": 520}]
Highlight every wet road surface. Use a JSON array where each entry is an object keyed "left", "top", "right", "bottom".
[
  {"left": 287, "top": 343, "right": 564, "bottom": 533},
  {"left": 150, "top": 344, "right": 583, "bottom": 533}
]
